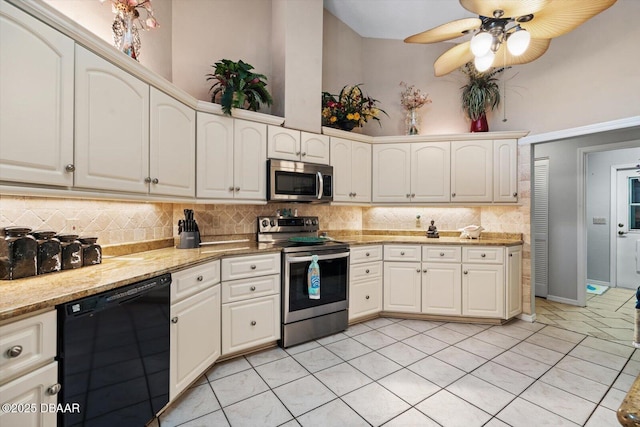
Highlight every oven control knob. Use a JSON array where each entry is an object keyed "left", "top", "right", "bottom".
[
  {"left": 270, "top": 219, "right": 276, "bottom": 227},
  {"left": 305, "top": 219, "right": 311, "bottom": 226},
  {"left": 261, "top": 219, "right": 269, "bottom": 228},
  {"left": 312, "top": 219, "right": 318, "bottom": 226}
]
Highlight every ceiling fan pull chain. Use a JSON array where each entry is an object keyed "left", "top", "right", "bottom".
[{"left": 502, "top": 47, "right": 508, "bottom": 123}]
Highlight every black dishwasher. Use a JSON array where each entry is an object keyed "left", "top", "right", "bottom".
[{"left": 57, "top": 273, "right": 172, "bottom": 427}]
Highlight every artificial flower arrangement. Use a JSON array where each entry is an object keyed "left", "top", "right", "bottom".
[
  {"left": 399, "top": 81, "right": 432, "bottom": 111},
  {"left": 321, "top": 84, "right": 386, "bottom": 131},
  {"left": 100, "top": 0, "right": 159, "bottom": 60}
]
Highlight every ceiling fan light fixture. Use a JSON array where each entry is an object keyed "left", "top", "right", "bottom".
[
  {"left": 507, "top": 28, "right": 531, "bottom": 56},
  {"left": 470, "top": 31, "right": 493, "bottom": 57},
  {"left": 474, "top": 50, "right": 495, "bottom": 72}
]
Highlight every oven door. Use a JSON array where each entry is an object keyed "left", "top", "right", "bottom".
[
  {"left": 283, "top": 248, "right": 349, "bottom": 323},
  {"left": 268, "top": 159, "right": 333, "bottom": 202}
]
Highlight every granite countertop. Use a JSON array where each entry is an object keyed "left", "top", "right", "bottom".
[{"left": 0, "top": 232, "right": 523, "bottom": 322}]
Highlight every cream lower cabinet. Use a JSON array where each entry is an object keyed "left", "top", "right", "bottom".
[
  {"left": 0, "top": 1, "right": 74, "bottom": 187},
  {"left": 506, "top": 245, "right": 523, "bottom": 318},
  {"left": 462, "top": 247, "right": 505, "bottom": 318},
  {"left": 0, "top": 310, "right": 59, "bottom": 427},
  {"left": 422, "top": 263, "right": 462, "bottom": 315},
  {"left": 221, "top": 254, "right": 281, "bottom": 355},
  {"left": 170, "top": 260, "right": 221, "bottom": 400},
  {"left": 349, "top": 245, "right": 383, "bottom": 321},
  {"left": 383, "top": 245, "right": 422, "bottom": 313}
]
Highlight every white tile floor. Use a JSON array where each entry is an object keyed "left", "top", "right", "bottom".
[{"left": 156, "top": 310, "right": 639, "bottom": 427}]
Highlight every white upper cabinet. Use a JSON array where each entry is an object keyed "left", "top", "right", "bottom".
[
  {"left": 493, "top": 139, "right": 518, "bottom": 203},
  {"left": 267, "top": 126, "right": 329, "bottom": 164},
  {"left": 372, "top": 143, "right": 411, "bottom": 203},
  {"left": 197, "top": 114, "right": 266, "bottom": 201},
  {"left": 411, "top": 142, "right": 450, "bottom": 203},
  {"left": 330, "top": 137, "right": 371, "bottom": 203},
  {"left": 150, "top": 88, "right": 195, "bottom": 197},
  {"left": 451, "top": 140, "right": 493, "bottom": 202},
  {"left": 0, "top": 1, "right": 74, "bottom": 187},
  {"left": 75, "top": 45, "right": 150, "bottom": 193}
]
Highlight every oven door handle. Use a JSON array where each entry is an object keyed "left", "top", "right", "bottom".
[
  {"left": 286, "top": 251, "right": 349, "bottom": 263},
  {"left": 317, "top": 171, "right": 324, "bottom": 200}
]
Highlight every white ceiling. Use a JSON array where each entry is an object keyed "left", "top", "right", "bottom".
[{"left": 323, "top": 0, "right": 476, "bottom": 41}]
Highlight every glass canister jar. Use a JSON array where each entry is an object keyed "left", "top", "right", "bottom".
[
  {"left": 79, "top": 236, "right": 102, "bottom": 266},
  {"left": 57, "top": 234, "right": 83, "bottom": 270},
  {"left": 0, "top": 227, "right": 38, "bottom": 280},
  {"left": 31, "top": 230, "right": 62, "bottom": 275}
]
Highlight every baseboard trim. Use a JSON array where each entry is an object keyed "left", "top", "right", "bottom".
[
  {"left": 587, "top": 279, "right": 611, "bottom": 287},
  {"left": 517, "top": 312, "right": 536, "bottom": 323},
  {"left": 546, "top": 295, "right": 581, "bottom": 307}
]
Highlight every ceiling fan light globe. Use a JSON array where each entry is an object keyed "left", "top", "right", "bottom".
[
  {"left": 470, "top": 31, "right": 493, "bottom": 57},
  {"left": 474, "top": 51, "right": 495, "bottom": 72},
  {"left": 507, "top": 29, "right": 531, "bottom": 56}
]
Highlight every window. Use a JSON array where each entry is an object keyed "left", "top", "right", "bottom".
[{"left": 630, "top": 177, "right": 640, "bottom": 230}]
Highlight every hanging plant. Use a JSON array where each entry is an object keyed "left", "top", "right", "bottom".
[{"left": 206, "top": 59, "right": 273, "bottom": 116}]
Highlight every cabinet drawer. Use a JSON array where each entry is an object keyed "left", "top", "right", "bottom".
[
  {"left": 350, "top": 261, "right": 382, "bottom": 282},
  {"left": 171, "top": 260, "right": 221, "bottom": 303},
  {"left": 0, "top": 311, "right": 56, "bottom": 384},
  {"left": 222, "top": 253, "right": 280, "bottom": 281},
  {"left": 463, "top": 247, "right": 504, "bottom": 264},
  {"left": 422, "top": 246, "right": 462, "bottom": 263},
  {"left": 350, "top": 245, "right": 382, "bottom": 264},
  {"left": 222, "top": 295, "right": 280, "bottom": 355},
  {"left": 384, "top": 245, "right": 421, "bottom": 262},
  {"left": 222, "top": 274, "right": 280, "bottom": 303},
  {"left": 349, "top": 278, "right": 382, "bottom": 320}
]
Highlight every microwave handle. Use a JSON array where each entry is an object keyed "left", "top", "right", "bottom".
[{"left": 317, "top": 171, "right": 324, "bottom": 200}]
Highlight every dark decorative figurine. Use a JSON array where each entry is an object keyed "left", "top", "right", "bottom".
[{"left": 427, "top": 220, "right": 439, "bottom": 238}]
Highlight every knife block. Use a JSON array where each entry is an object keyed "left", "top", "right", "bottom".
[{"left": 178, "top": 231, "right": 200, "bottom": 249}]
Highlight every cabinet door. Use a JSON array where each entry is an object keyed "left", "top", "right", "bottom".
[
  {"left": 506, "top": 245, "right": 522, "bottom": 319},
  {"left": 150, "top": 88, "right": 195, "bottom": 197},
  {"left": 196, "top": 112, "right": 234, "bottom": 199},
  {"left": 75, "top": 46, "right": 149, "bottom": 193},
  {"left": 0, "top": 2, "right": 74, "bottom": 187},
  {"left": 267, "top": 125, "right": 299, "bottom": 161},
  {"left": 462, "top": 264, "right": 504, "bottom": 318},
  {"left": 0, "top": 361, "right": 58, "bottom": 427},
  {"left": 494, "top": 139, "right": 518, "bottom": 203},
  {"left": 451, "top": 140, "right": 492, "bottom": 202},
  {"left": 351, "top": 141, "right": 372, "bottom": 203},
  {"left": 222, "top": 294, "right": 280, "bottom": 355},
  {"left": 422, "top": 263, "right": 461, "bottom": 315},
  {"left": 372, "top": 144, "right": 411, "bottom": 203},
  {"left": 234, "top": 119, "right": 267, "bottom": 200},
  {"left": 330, "top": 137, "right": 352, "bottom": 202},
  {"left": 170, "top": 285, "right": 221, "bottom": 400},
  {"left": 411, "top": 142, "right": 450, "bottom": 202},
  {"left": 383, "top": 262, "right": 421, "bottom": 313},
  {"left": 301, "top": 132, "right": 330, "bottom": 165},
  {"left": 349, "top": 277, "right": 382, "bottom": 321}
]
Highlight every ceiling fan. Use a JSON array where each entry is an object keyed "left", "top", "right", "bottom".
[{"left": 404, "top": 0, "right": 617, "bottom": 76}]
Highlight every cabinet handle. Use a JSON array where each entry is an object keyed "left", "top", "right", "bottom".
[
  {"left": 65, "top": 164, "right": 75, "bottom": 173},
  {"left": 423, "top": 269, "right": 427, "bottom": 273},
  {"left": 152, "top": 178, "right": 159, "bottom": 184},
  {"left": 440, "top": 252, "right": 445, "bottom": 257},
  {"left": 400, "top": 251, "right": 405, "bottom": 256},
  {"left": 197, "top": 275, "right": 203, "bottom": 281},
  {"left": 235, "top": 187, "right": 240, "bottom": 192},
  {"left": 349, "top": 192, "right": 354, "bottom": 197},
  {"left": 509, "top": 253, "right": 513, "bottom": 257},
  {"left": 481, "top": 253, "right": 486, "bottom": 258},
  {"left": 250, "top": 265, "right": 257, "bottom": 270},
  {"left": 171, "top": 317, "right": 179, "bottom": 323},
  {"left": 416, "top": 268, "right": 421, "bottom": 273},
  {"left": 452, "top": 193, "right": 456, "bottom": 197},
  {"left": 250, "top": 286, "right": 256, "bottom": 291},
  {"left": 411, "top": 193, "right": 416, "bottom": 198},
  {"left": 251, "top": 320, "right": 257, "bottom": 326},
  {"left": 365, "top": 252, "right": 370, "bottom": 257},
  {"left": 47, "top": 383, "right": 62, "bottom": 396},
  {"left": 296, "top": 151, "right": 301, "bottom": 156},
  {"left": 7, "top": 345, "right": 22, "bottom": 358},
  {"left": 513, "top": 192, "right": 518, "bottom": 197},
  {"left": 301, "top": 152, "right": 306, "bottom": 157},
  {"left": 365, "top": 269, "right": 370, "bottom": 274},
  {"left": 353, "top": 192, "right": 357, "bottom": 197},
  {"left": 365, "top": 295, "right": 370, "bottom": 300},
  {"left": 464, "top": 270, "right": 468, "bottom": 275},
  {"left": 406, "top": 194, "right": 411, "bottom": 198},
  {"left": 145, "top": 177, "right": 152, "bottom": 183},
  {"left": 229, "top": 186, "right": 235, "bottom": 192}
]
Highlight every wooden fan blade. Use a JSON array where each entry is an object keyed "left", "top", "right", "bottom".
[
  {"left": 492, "top": 38, "right": 551, "bottom": 67},
  {"left": 460, "top": 0, "right": 550, "bottom": 18},
  {"left": 520, "top": 0, "right": 617, "bottom": 39},
  {"left": 405, "top": 18, "right": 481, "bottom": 44},
  {"left": 434, "top": 42, "right": 475, "bottom": 77}
]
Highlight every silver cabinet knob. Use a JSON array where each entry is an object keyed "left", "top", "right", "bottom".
[
  {"left": 7, "top": 345, "right": 22, "bottom": 358},
  {"left": 250, "top": 286, "right": 256, "bottom": 291},
  {"left": 365, "top": 252, "right": 370, "bottom": 257},
  {"left": 65, "top": 164, "right": 75, "bottom": 172},
  {"left": 353, "top": 192, "right": 356, "bottom": 197},
  {"left": 250, "top": 265, "right": 257, "bottom": 270},
  {"left": 463, "top": 270, "right": 468, "bottom": 275},
  {"left": 197, "top": 275, "right": 203, "bottom": 281},
  {"left": 452, "top": 193, "right": 456, "bottom": 197},
  {"left": 296, "top": 151, "right": 301, "bottom": 156},
  {"left": 229, "top": 186, "right": 235, "bottom": 192},
  {"left": 349, "top": 192, "right": 354, "bottom": 197},
  {"left": 509, "top": 253, "right": 513, "bottom": 257},
  {"left": 47, "top": 383, "right": 62, "bottom": 396},
  {"left": 440, "top": 252, "right": 445, "bottom": 257},
  {"left": 251, "top": 320, "right": 257, "bottom": 326},
  {"left": 145, "top": 177, "right": 152, "bottom": 183},
  {"left": 406, "top": 194, "right": 411, "bottom": 198},
  {"left": 171, "top": 317, "right": 179, "bottom": 323},
  {"left": 423, "top": 269, "right": 427, "bottom": 273},
  {"left": 513, "top": 192, "right": 518, "bottom": 197},
  {"left": 411, "top": 193, "right": 416, "bottom": 198},
  {"left": 301, "top": 152, "right": 306, "bottom": 157},
  {"left": 365, "top": 295, "right": 370, "bottom": 300},
  {"left": 152, "top": 178, "right": 159, "bottom": 184},
  {"left": 400, "top": 251, "right": 405, "bottom": 255},
  {"left": 416, "top": 268, "right": 421, "bottom": 273},
  {"left": 235, "top": 187, "right": 240, "bottom": 192},
  {"left": 365, "top": 269, "right": 370, "bottom": 274},
  {"left": 481, "top": 253, "right": 486, "bottom": 258}
]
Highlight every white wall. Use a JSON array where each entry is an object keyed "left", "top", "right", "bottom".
[{"left": 586, "top": 147, "right": 640, "bottom": 283}]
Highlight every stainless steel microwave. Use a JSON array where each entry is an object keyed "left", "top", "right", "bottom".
[{"left": 267, "top": 159, "right": 333, "bottom": 203}]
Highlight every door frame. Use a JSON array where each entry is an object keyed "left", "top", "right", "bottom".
[{"left": 610, "top": 164, "right": 640, "bottom": 289}]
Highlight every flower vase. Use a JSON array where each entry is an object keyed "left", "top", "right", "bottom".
[
  {"left": 470, "top": 113, "right": 489, "bottom": 132},
  {"left": 113, "top": 11, "right": 141, "bottom": 60},
  {"left": 406, "top": 108, "right": 419, "bottom": 135}
]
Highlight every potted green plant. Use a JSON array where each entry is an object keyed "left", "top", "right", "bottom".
[
  {"left": 206, "top": 59, "right": 273, "bottom": 116},
  {"left": 460, "top": 63, "right": 506, "bottom": 132}
]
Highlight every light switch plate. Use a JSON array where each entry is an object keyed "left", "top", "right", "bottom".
[{"left": 592, "top": 217, "right": 607, "bottom": 225}]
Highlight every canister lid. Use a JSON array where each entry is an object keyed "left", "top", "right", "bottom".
[
  {"left": 56, "top": 234, "right": 79, "bottom": 242},
  {"left": 31, "top": 230, "right": 57, "bottom": 240},
  {"left": 2, "top": 226, "right": 33, "bottom": 236},
  {"left": 78, "top": 236, "right": 98, "bottom": 244}
]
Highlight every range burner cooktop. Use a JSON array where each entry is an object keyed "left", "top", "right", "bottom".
[{"left": 257, "top": 216, "right": 348, "bottom": 253}]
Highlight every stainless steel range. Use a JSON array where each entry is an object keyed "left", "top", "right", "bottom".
[{"left": 258, "top": 216, "right": 349, "bottom": 348}]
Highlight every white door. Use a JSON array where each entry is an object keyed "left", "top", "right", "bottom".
[{"left": 615, "top": 168, "right": 640, "bottom": 288}]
